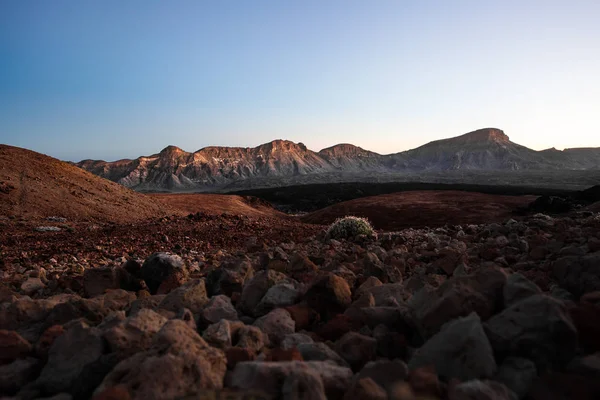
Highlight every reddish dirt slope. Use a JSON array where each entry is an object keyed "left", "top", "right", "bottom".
[
  {"left": 0, "top": 145, "right": 176, "bottom": 223},
  {"left": 301, "top": 190, "right": 537, "bottom": 230},
  {"left": 149, "top": 193, "right": 287, "bottom": 219}
]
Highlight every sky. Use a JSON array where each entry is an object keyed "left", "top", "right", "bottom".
[{"left": 1, "top": 0, "right": 599, "bottom": 161}]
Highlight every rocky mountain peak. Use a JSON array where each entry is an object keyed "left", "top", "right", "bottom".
[
  {"left": 457, "top": 128, "right": 510, "bottom": 144},
  {"left": 159, "top": 145, "right": 185, "bottom": 155}
]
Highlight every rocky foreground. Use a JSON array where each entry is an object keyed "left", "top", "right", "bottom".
[{"left": 2, "top": 211, "right": 600, "bottom": 399}]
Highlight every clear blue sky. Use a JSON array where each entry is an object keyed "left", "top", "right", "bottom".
[{"left": 1, "top": 1, "right": 599, "bottom": 161}]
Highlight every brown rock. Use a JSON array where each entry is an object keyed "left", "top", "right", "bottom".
[
  {"left": 92, "top": 385, "right": 132, "bottom": 400},
  {"left": 0, "top": 329, "right": 32, "bottom": 364},
  {"left": 303, "top": 274, "right": 352, "bottom": 321},
  {"left": 409, "top": 365, "right": 442, "bottom": 398},
  {"left": 83, "top": 267, "right": 120, "bottom": 298},
  {"left": 315, "top": 314, "right": 361, "bottom": 341},
  {"left": 264, "top": 348, "right": 304, "bottom": 362},
  {"left": 344, "top": 377, "right": 387, "bottom": 400},
  {"left": 35, "top": 325, "right": 65, "bottom": 359},
  {"left": 570, "top": 302, "right": 600, "bottom": 353},
  {"left": 225, "top": 347, "right": 255, "bottom": 370},
  {"left": 334, "top": 332, "right": 377, "bottom": 371},
  {"left": 284, "top": 303, "right": 319, "bottom": 331}
]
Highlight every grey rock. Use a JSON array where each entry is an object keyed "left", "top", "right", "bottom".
[
  {"left": 553, "top": 254, "right": 600, "bottom": 297},
  {"left": 503, "top": 273, "right": 542, "bottom": 308},
  {"left": 201, "top": 294, "right": 238, "bottom": 324},
  {"left": 484, "top": 294, "right": 577, "bottom": 370},
  {"left": 495, "top": 357, "right": 537, "bottom": 399},
  {"left": 255, "top": 283, "right": 300, "bottom": 316},
  {"left": 354, "top": 359, "right": 409, "bottom": 395},
  {"left": 334, "top": 332, "right": 377, "bottom": 371},
  {"left": 281, "top": 333, "right": 314, "bottom": 350},
  {"left": 228, "top": 361, "right": 352, "bottom": 399},
  {"left": 450, "top": 380, "right": 517, "bottom": 400},
  {"left": 158, "top": 279, "right": 208, "bottom": 314},
  {"left": 282, "top": 368, "right": 327, "bottom": 400},
  {"left": 409, "top": 313, "right": 496, "bottom": 381},
  {"left": 202, "top": 319, "right": 244, "bottom": 349},
  {"left": 238, "top": 270, "right": 290, "bottom": 317},
  {"left": 409, "top": 266, "right": 507, "bottom": 338},
  {"left": 35, "top": 321, "right": 104, "bottom": 395},
  {"left": 0, "top": 357, "right": 40, "bottom": 395},
  {"left": 253, "top": 308, "right": 295, "bottom": 346},
  {"left": 297, "top": 342, "right": 349, "bottom": 367}
]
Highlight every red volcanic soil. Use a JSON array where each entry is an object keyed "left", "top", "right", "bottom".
[
  {"left": 301, "top": 190, "right": 537, "bottom": 230},
  {"left": 149, "top": 193, "right": 287, "bottom": 219},
  {"left": 0, "top": 145, "right": 175, "bottom": 223}
]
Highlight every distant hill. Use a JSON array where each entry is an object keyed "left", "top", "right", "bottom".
[
  {"left": 75, "top": 128, "right": 600, "bottom": 191},
  {"left": 0, "top": 145, "right": 174, "bottom": 223}
]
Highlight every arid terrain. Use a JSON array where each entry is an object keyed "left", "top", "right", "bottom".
[{"left": 2, "top": 145, "right": 600, "bottom": 400}]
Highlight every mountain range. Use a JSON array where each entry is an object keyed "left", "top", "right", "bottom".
[{"left": 76, "top": 128, "right": 600, "bottom": 191}]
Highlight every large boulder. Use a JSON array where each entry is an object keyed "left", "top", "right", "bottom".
[
  {"left": 409, "top": 266, "right": 507, "bottom": 338},
  {"left": 484, "top": 294, "right": 578, "bottom": 370},
  {"left": 409, "top": 313, "right": 497, "bottom": 381},
  {"left": 140, "top": 253, "right": 188, "bottom": 295},
  {"left": 96, "top": 320, "right": 226, "bottom": 399}
]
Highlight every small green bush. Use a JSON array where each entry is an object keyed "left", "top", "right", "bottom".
[{"left": 325, "top": 216, "right": 375, "bottom": 240}]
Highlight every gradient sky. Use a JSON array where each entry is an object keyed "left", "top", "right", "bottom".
[{"left": 1, "top": 1, "right": 599, "bottom": 161}]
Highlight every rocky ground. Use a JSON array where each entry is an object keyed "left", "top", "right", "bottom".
[{"left": 2, "top": 210, "right": 600, "bottom": 399}]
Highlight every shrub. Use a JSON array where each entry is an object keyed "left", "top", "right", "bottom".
[{"left": 325, "top": 216, "right": 375, "bottom": 240}]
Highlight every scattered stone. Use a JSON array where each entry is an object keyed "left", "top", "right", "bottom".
[
  {"left": 96, "top": 320, "right": 227, "bottom": 399},
  {"left": 281, "top": 333, "right": 314, "bottom": 350},
  {"left": 334, "top": 332, "right": 377, "bottom": 371},
  {"left": 282, "top": 368, "right": 327, "bottom": 400},
  {"left": 253, "top": 308, "right": 295, "bottom": 346},
  {"left": 297, "top": 342, "right": 349, "bottom": 367},
  {"left": 140, "top": 252, "right": 188, "bottom": 295},
  {"left": 504, "top": 273, "right": 542, "bottom": 308},
  {"left": 0, "top": 329, "right": 32, "bottom": 364},
  {"left": 158, "top": 279, "right": 208, "bottom": 314},
  {"left": 485, "top": 295, "right": 578, "bottom": 370},
  {"left": 21, "top": 277, "right": 46, "bottom": 295},
  {"left": 35, "top": 226, "right": 61, "bottom": 232},
  {"left": 0, "top": 357, "right": 41, "bottom": 395},
  {"left": 303, "top": 274, "right": 352, "bottom": 321},
  {"left": 255, "top": 283, "right": 301, "bottom": 315},
  {"left": 495, "top": 357, "right": 537, "bottom": 399},
  {"left": 344, "top": 377, "right": 387, "bottom": 400},
  {"left": 35, "top": 321, "right": 105, "bottom": 395},
  {"left": 83, "top": 268, "right": 119, "bottom": 298},
  {"left": 238, "top": 270, "right": 290, "bottom": 317},
  {"left": 553, "top": 254, "right": 600, "bottom": 298},
  {"left": 449, "top": 380, "right": 517, "bottom": 400},
  {"left": 200, "top": 294, "right": 238, "bottom": 325},
  {"left": 409, "top": 313, "right": 497, "bottom": 381}
]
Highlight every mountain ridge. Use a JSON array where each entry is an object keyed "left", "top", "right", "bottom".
[{"left": 75, "top": 128, "right": 600, "bottom": 191}]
